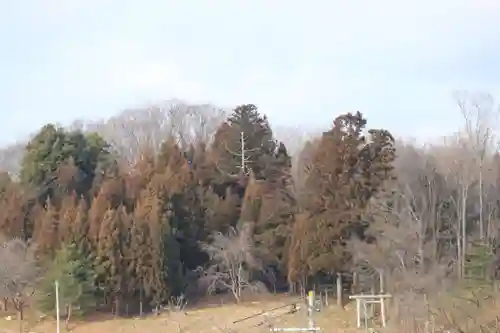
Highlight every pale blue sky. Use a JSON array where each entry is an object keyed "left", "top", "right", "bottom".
[{"left": 1, "top": 0, "right": 500, "bottom": 146}]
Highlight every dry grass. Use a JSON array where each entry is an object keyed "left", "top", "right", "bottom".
[
  {"left": 3, "top": 290, "right": 500, "bottom": 333},
  {"left": 0, "top": 295, "right": 361, "bottom": 333}
]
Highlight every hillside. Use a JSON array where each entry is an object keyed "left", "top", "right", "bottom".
[
  {"left": 0, "top": 100, "right": 316, "bottom": 176},
  {"left": 0, "top": 96, "right": 498, "bottom": 333}
]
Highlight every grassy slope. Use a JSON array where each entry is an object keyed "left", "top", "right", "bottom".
[
  {"left": 0, "top": 295, "right": 361, "bottom": 333},
  {"left": 3, "top": 288, "right": 500, "bottom": 333}
]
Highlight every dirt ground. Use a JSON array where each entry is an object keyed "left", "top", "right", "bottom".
[{"left": 0, "top": 295, "right": 363, "bottom": 333}]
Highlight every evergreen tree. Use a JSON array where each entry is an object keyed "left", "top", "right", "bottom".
[
  {"left": 0, "top": 182, "right": 26, "bottom": 238},
  {"left": 289, "top": 112, "right": 395, "bottom": 280},
  {"left": 57, "top": 194, "right": 77, "bottom": 244},
  {"left": 33, "top": 199, "right": 59, "bottom": 259},
  {"left": 37, "top": 243, "right": 96, "bottom": 325},
  {"left": 20, "top": 124, "right": 113, "bottom": 203},
  {"left": 71, "top": 198, "right": 91, "bottom": 255},
  {"left": 212, "top": 104, "right": 276, "bottom": 180},
  {"left": 95, "top": 208, "right": 124, "bottom": 313}
]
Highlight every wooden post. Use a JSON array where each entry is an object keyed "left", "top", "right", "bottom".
[
  {"left": 349, "top": 294, "right": 392, "bottom": 330},
  {"left": 55, "top": 280, "right": 60, "bottom": 333},
  {"left": 379, "top": 271, "right": 386, "bottom": 327},
  {"left": 356, "top": 298, "right": 361, "bottom": 328},
  {"left": 336, "top": 274, "right": 342, "bottom": 307},
  {"left": 351, "top": 272, "right": 358, "bottom": 294},
  {"left": 307, "top": 290, "right": 315, "bottom": 329}
]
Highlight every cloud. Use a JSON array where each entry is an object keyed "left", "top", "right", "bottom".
[{"left": 1, "top": 0, "right": 500, "bottom": 144}]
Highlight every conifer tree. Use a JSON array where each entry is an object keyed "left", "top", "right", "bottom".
[
  {"left": 292, "top": 112, "right": 395, "bottom": 279},
  {"left": 212, "top": 104, "right": 276, "bottom": 180},
  {"left": 34, "top": 199, "right": 60, "bottom": 259},
  {"left": 95, "top": 208, "right": 123, "bottom": 313},
  {"left": 0, "top": 183, "right": 26, "bottom": 238},
  {"left": 57, "top": 194, "right": 78, "bottom": 244},
  {"left": 129, "top": 202, "right": 149, "bottom": 314},
  {"left": 71, "top": 198, "right": 91, "bottom": 255},
  {"left": 88, "top": 185, "right": 111, "bottom": 251},
  {"left": 132, "top": 186, "right": 181, "bottom": 307},
  {"left": 204, "top": 188, "right": 241, "bottom": 232},
  {"left": 37, "top": 243, "right": 96, "bottom": 327}
]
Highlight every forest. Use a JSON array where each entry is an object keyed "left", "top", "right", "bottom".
[{"left": 0, "top": 94, "right": 499, "bottom": 332}]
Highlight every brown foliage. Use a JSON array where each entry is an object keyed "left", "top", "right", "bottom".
[{"left": 288, "top": 112, "right": 395, "bottom": 281}]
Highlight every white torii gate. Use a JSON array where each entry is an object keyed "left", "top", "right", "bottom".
[{"left": 348, "top": 293, "right": 392, "bottom": 329}]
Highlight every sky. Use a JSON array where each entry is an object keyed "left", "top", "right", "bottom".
[{"left": 1, "top": 0, "right": 500, "bottom": 146}]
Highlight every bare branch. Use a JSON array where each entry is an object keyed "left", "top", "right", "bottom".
[{"left": 198, "top": 223, "right": 264, "bottom": 302}]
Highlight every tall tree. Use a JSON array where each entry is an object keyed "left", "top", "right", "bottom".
[
  {"left": 20, "top": 124, "right": 113, "bottom": 203},
  {"left": 288, "top": 112, "right": 395, "bottom": 283},
  {"left": 212, "top": 104, "right": 276, "bottom": 180},
  {"left": 132, "top": 187, "right": 179, "bottom": 308},
  {"left": 33, "top": 199, "right": 59, "bottom": 259},
  {"left": 37, "top": 243, "right": 96, "bottom": 328},
  {"left": 95, "top": 208, "right": 127, "bottom": 314},
  {"left": 248, "top": 143, "right": 296, "bottom": 287}
]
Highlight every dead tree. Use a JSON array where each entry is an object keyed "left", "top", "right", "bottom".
[
  {"left": 217, "top": 131, "right": 259, "bottom": 179},
  {"left": 199, "top": 223, "right": 262, "bottom": 303}
]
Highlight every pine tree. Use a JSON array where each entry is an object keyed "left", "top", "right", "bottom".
[
  {"left": 37, "top": 243, "right": 96, "bottom": 326},
  {"left": 212, "top": 104, "right": 276, "bottom": 180}
]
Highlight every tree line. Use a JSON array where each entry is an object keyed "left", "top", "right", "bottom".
[{"left": 1, "top": 95, "right": 499, "bottom": 331}]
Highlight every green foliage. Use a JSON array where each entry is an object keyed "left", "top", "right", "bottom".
[
  {"left": 37, "top": 243, "right": 96, "bottom": 317},
  {"left": 20, "top": 124, "right": 112, "bottom": 201},
  {"left": 213, "top": 104, "right": 276, "bottom": 179},
  {"left": 0, "top": 104, "right": 400, "bottom": 316}
]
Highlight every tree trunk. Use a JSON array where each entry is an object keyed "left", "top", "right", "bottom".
[
  {"left": 461, "top": 186, "right": 468, "bottom": 278},
  {"left": 336, "top": 274, "right": 342, "bottom": 307},
  {"left": 232, "top": 286, "right": 240, "bottom": 303},
  {"left": 17, "top": 306, "right": 23, "bottom": 333},
  {"left": 18, "top": 312, "right": 22, "bottom": 333},
  {"left": 139, "top": 288, "right": 143, "bottom": 317},
  {"left": 65, "top": 304, "right": 72, "bottom": 331},
  {"left": 456, "top": 205, "right": 462, "bottom": 279},
  {"left": 479, "top": 167, "right": 484, "bottom": 242},
  {"left": 114, "top": 294, "right": 121, "bottom": 317}
]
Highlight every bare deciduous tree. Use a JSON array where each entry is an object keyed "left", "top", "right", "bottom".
[
  {"left": 83, "top": 100, "right": 227, "bottom": 163},
  {"left": 350, "top": 186, "right": 454, "bottom": 332},
  {"left": 0, "top": 238, "right": 37, "bottom": 332},
  {"left": 199, "top": 223, "right": 263, "bottom": 303},
  {"left": 454, "top": 91, "right": 499, "bottom": 244},
  {"left": 0, "top": 100, "right": 228, "bottom": 174},
  {"left": 433, "top": 133, "right": 477, "bottom": 278}
]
